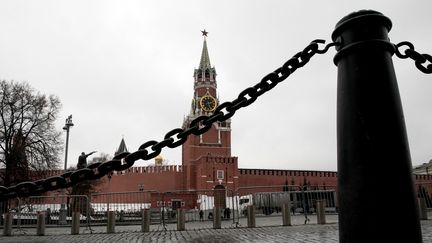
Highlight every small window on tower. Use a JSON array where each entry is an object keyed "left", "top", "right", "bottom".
[{"left": 217, "top": 170, "right": 224, "bottom": 180}]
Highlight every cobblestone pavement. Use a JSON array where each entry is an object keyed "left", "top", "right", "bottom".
[{"left": 1, "top": 220, "right": 432, "bottom": 243}]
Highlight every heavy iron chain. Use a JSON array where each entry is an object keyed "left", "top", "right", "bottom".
[
  {"left": 0, "top": 39, "right": 337, "bottom": 199},
  {"left": 2, "top": 39, "right": 432, "bottom": 200},
  {"left": 395, "top": 41, "right": 432, "bottom": 73}
]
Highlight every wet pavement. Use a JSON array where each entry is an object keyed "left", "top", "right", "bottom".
[{"left": 1, "top": 220, "right": 431, "bottom": 243}]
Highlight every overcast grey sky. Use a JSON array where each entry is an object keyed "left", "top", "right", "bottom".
[{"left": 0, "top": 1, "right": 431, "bottom": 171}]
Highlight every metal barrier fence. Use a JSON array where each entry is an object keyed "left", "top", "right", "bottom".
[
  {"left": 155, "top": 188, "right": 236, "bottom": 231},
  {"left": 417, "top": 182, "right": 432, "bottom": 206},
  {"left": 234, "top": 185, "right": 338, "bottom": 227},
  {"left": 416, "top": 182, "right": 432, "bottom": 220},
  {"left": 1, "top": 194, "right": 90, "bottom": 235},
  {"left": 3, "top": 182, "right": 432, "bottom": 235},
  {"left": 91, "top": 189, "right": 235, "bottom": 231},
  {"left": 90, "top": 190, "right": 154, "bottom": 231}
]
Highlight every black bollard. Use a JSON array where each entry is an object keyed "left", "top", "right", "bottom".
[{"left": 332, "top": 10, "right": 422, "bottom": 242}]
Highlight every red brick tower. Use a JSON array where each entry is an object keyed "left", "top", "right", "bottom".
[{"left": 182, "top": 30, "right": 238, "bottom": 191}]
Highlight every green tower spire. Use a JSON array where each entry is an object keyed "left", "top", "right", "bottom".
[
  {"left": 199, "top": 31, "right": 211, "bottom": 71},
  {"left": 194, "top": 29, "right": 216, "bottom": 81}
]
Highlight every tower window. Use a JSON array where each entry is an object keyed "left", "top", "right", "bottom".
[{"left": 217, "top": 170, "right": 224, "bottom": 180}]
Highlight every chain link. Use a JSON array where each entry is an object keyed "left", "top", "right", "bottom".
[
  {"left": 395, "top": 41, "right": 432, "bottom": 73},
  {"left": 0, "top": 39, "right": 337, "bottom": 199}
]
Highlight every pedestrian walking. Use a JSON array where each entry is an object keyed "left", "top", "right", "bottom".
[{"left": 199, "top": 210, "right": 204, "bottom": 221}]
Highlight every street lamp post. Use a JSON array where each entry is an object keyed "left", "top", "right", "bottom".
[
  {"left": 59, "top": 115, "right": 74, "bottom": 225},
  {"left": 63, "top": 115, "right": 74, "bottom": 171}
]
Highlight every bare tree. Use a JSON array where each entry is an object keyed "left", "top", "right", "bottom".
[{"left": 0, "top": 80, "right": 62, "bottom": 187}]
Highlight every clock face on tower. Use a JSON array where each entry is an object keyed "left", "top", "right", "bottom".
[{"left": 200, "top": 95, "right": 217, "bottom": 112}]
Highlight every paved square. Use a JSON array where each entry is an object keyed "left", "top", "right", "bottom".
[{"left": 1, "top": 220, "right": 431, "bottom": 243}]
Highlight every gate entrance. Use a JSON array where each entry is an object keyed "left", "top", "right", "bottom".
[
  {"left": 214, "top": 185, "right": 226, "bottom": 208},
  {"left": 171, "top": 200, "right": 181, "bottom": 211}
]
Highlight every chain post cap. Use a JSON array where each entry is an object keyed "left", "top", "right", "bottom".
[
  {"left": 332, "top": 10, "right": 394, "bottom": 65},
  {"left": 332, "top": 10, "right": 392, "bottom": 42}
]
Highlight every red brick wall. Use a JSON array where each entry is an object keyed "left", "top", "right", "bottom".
[
  {"left": 99, "top": 165, "right": 186, "bottom": 193},
  {"left": 202, "top": 126, "right": 219, "bottom": 144},
  {"left": 195, "top": 156, "right": 238, "bottom": 191},
  {"left": 182, "top": 124, "right": 231, "bottom": 168},
  {"left": 5, "top": 167, "right": 432, "bottom": 201},
  {"left": 196, "top": 86, "right": 216, "bottom": 98},
  {"left": 238, "top": 169, "right": 337, "bottom": 186}
]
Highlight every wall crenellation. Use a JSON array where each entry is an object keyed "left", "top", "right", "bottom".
[
  {"left": 239, "top": 168, "right": 338, "bottom": 177},
  {"left": 112, "top": 165, "right": 185, "bottom": 175}
]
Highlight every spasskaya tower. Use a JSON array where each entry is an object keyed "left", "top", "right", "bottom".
[{"left": 181, "top": 30, "right": 238, "bottom": 191}]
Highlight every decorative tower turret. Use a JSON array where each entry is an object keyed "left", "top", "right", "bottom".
[
  {"left": 115, "top": 137, "right": 128, "bottom": 156},
  {"left": 189, "top": 29, "right": 218, "bottom": 116}
]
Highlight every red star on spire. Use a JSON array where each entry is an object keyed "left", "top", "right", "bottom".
[{"left": 201, "top": 29, "right": 208, "bottom": 37}]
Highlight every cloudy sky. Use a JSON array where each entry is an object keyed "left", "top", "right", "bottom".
[{"left": 0, "top": 1, "right": 431, "bottom": 172}]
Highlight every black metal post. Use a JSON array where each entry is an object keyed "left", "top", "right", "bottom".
[
  {"left": 332, "top": 10, "right": 422, "bottom": 242},
  {"left": 63, "top": 115, "right": 74, "bottom": 171}
]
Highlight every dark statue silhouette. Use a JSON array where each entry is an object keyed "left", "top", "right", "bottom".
[{"left": 77, "top": 151, "right": 96, "bottom": 169}]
